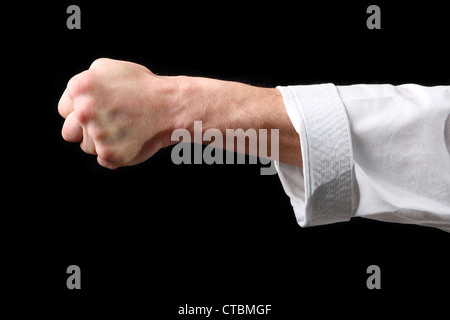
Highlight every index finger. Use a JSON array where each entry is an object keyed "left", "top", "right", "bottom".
[{"left": 58, "top": 88, "right": 74, "bottom": 119}]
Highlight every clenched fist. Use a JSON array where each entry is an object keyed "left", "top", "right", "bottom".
[{"left": 58, "top": 58, "right": 181, "bottom": 169}]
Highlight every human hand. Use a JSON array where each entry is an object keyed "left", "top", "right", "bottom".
[{"left": 58, "top": 58, "right": 179, "bottom": 169}]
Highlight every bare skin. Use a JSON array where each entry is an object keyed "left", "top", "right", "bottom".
[{"left": 58, "top": 58, "right": 302, "bottom": 169}]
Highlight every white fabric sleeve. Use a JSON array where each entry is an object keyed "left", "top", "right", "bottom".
[{"left": 275, "top": 84, "right": 450, "bottom": 232}]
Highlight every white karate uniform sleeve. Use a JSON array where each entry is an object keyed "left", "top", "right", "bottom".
[{"left": 275, "top": 84, "right": 450, "bottom": 232}]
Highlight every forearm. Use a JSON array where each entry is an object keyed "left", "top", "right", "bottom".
[{"left": 171, "top": 76, "right": 302, "bottom": 166}]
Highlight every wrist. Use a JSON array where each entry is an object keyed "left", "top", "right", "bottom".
[
  {"left": 170, "top": 75, "right": 209, "bottom": 135},
  {"left": 173, "top": 75, "right": 234, "bottom": 136}
]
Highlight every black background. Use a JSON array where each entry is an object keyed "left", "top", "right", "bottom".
[{"left": 5, "top": 1, "right": 450, "bottom": 318}]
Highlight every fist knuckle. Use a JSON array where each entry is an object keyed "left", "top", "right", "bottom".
[
  {"left": 75, "top": 101, "right": 94, "bottom": 124},
  {"left": 67, "top": 71, "right": 96, "bottom": 98},
  {"left": 91, "top": 127, "right": 106, "bottom": 141},
  {"left": 90, "top": 58, "right": 110, "bottom": 70},
  {"left": 97, "top": 145, "right": 117, "bottom": 162}
]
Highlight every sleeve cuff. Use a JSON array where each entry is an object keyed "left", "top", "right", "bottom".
[{"left": 275, "top": 84, "right": 355, "bottom": 227}]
